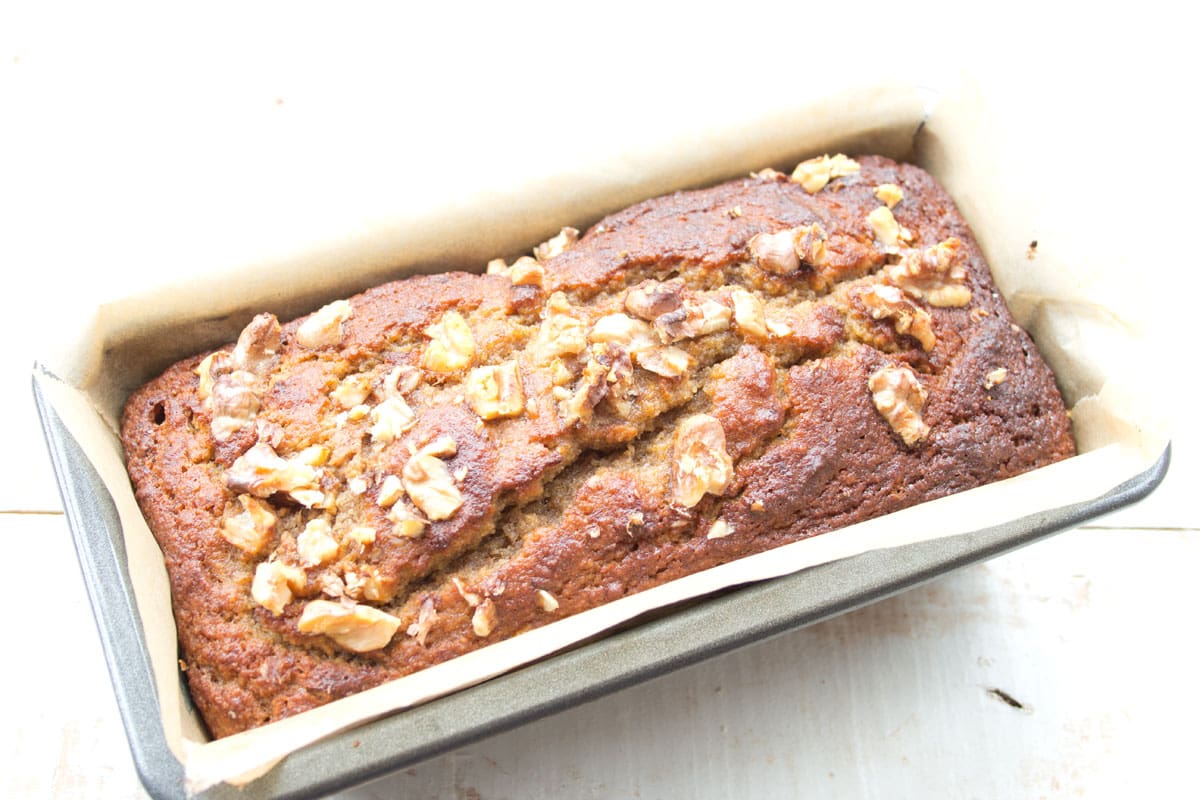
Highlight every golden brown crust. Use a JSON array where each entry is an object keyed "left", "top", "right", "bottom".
[{"left": 121, "top": 155, "right": 1074, "bottom": 738}]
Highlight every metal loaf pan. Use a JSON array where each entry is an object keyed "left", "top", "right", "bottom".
[{"left": 35, "top": 376, "right": 1170, "bottom": 799}]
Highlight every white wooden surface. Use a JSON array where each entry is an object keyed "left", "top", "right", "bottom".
[{"left": 1, "top": 4, "right": 1194, "bottom": 798}]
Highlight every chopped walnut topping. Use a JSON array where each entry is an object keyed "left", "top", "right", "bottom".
[
  {"left": 369, "top": 396, "right": 417, "bottom": 443},
  {"left": 232, "top": 313, "right": 282, "bottom": 375},
  {"left": 765, "top": 318, "right": 791, "bottom": 337},
  {"left": 317, "top": 572, "right": 346, "bottom": 598},
  {"left": 297, "top": 600, "right": 402, "bottom": 653},
  {"left": 402, "top": 437, "right": 463, "bottom": 520},
  {"left": 874, "top": 183, "right": 904, "bottom": 208},
  {"left": 344, "top": 566, "right": 389, "bottom": 602},
  {"left": 297, "top": 300, "right": 352, "bottom": 349},
  {"left": 251, "top": 560, "right": 305, "bottom": 615},
  {"left": 869, "top": 365, "right": 931, "bottom": 447},
  {"left": 625, "top": 280, "right": 684, "bottom": 321},
  {"left": 984, "top": 367, "right": 1009, "bottom": 389},
  {"left": 384, "top": 365, "right": 422, "bottom": 397},
  {"left": 195, "top": 353, "right": 219, "bottom": 403},
  {"left": 536, "top": 589, "right": 559, "bottom": 613},
  {"left": 794, "top": 223, "right": 829, "bottom": 267},
  {"left": 330, "top": 373, "right": 373, "bottom": 409},
  {"left": 452, "top": 576, "right": 482, "bottom": 607},
  {"left": 407, "top": 597, "right": 438, "bottom": 646},
  {"left": 885, "top": 238, "right": 972, "bottom": 307},
  {"left": 210, "top": 370, "right": 260, "bottom": 442},
  {"left": 752, "top": 167, "right": 785, "bottom": 181},
  {"left": 652, "top": 295, "right": 733, "bottom": 342},
  {"left": 868, "top": 206, "right": 909, "bottom": 249},
  {"left": 860, "top": 284, "right": 936, "bottom": 351},
  {"left": 472, "top": 598, "right": 499, "bottom": 637},
  {"left": 532, "top": 293, "right": 589, "bottom": 364},
  {"left": 466, "top": 361, "right": 526, "bottom": 420},
  {"left": 347, "top": 525, "right": 376, "bottom": 546},
  {"left": 707, "top": 518, "right": 733, "bottom": 540},
  {"left": 226, "top": 442, "right": 324, "bottom": 504},
  {"left": 510, "top": 257, "right": 545, "bottom": 287},
  {"left": 297, "top": 519, "right": 339, "bottom": 566},
  {"left": 790, "top": 154, "right": 860, "bottom": 194},
  {"left": 559, "top": 358, "right": 608, "bottom": 425},
  {"left": 589, "top": 313, "right": 658, "bottom": 354},
  {"left": 533, "top": 227, "right": 579, "bottom": 261},
  {"left": 730, "top": 288, "right": 768, "bottom": 339},
  {"left": 220, "top": 495, "right": 276, "bottom": 555},
  {"left": 422, "top": 310, "right": 476, "bottom": 374},
  {"left": 748, "top": 229, "right": 799, "bottom": 274},
  {"left": 749, "top": 223, "right": 827, "bottom": 274},
  {"left": 376, "top": 474, "right": 404, "bottom": 508},
  {"left": 671, "top": 414, "right": 736, "bottom": 508},
  {"left": 348, "top": 476, "right": 368, "bottom": 495},
  {"left": 635, "top": 346, "right": 691, "bottom": 378},
  {"left": 388, "top": 502, "right": 429, "bottom": 538}
]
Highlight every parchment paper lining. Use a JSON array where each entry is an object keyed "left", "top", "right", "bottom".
[{"left": 34, "top": 79, "right": 1167, "bottom": 793}]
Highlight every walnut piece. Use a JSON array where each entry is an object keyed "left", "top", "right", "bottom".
[
  {"left": 588, "top": 313, "right": 658, "bottom": 354},
  {"left": 376, "top": 474, "right": 404, "bottom": 508},
  {"left": 730, "top": 288, "right": 768, "bottom": 339},
  {"left": 251, "top": 560, "right": 306, "bottom": 615},
  {"left": 297, "top": 600, "right": 402, "bottom": 653},
  {"left": 369, "top": 396, "right": 417, "bottom": 443},
  {"left": 347, "top": 525, "right": 376, "bottom": 546},
  {"left": 559, "top": 357, "right": 608, "bottom": 425},
  {"left": 625, "top": 280, "right": 684, "bottom": 321},
  {"left": 860, "top": 284, "right": 936, "bottom": 351},
  {"left": 884, "top": 238, "right": 972, "bottom": 307},
  {"left": 297, "top": 518, "right": 340, "bottom": 566},
  {"left": 536, "top": 589, "right": 559, "bottom": 613},
  {"left": 671, "top": 414, "right": 736, "bottom": 508},
  {"left": 297, "top": 300, "right": 352, "bottom": 349},
  {"left": 330, "top": 373, "right": 373, "bottom": 409},
  {"left": 452, "top": 576, "right": 482, "bottom": 607},
  {"left": 869, "top": 365, "right": 931, "bottom": 447},
  {"left": 225, "top": 442, "right": 325, "bottom": 506},
  {"left": 749, "top": 223, "right": 827, "bottom": 274},
  {"left": 209, "top": 370, "right": 260, "bottom": 442},
  {"left": 748, "top": 229, "right": 799, "bottom": 274},
  {"left": 402, "top": 437, "right": 463, "bottom": 520},
  {"left": 344, "top": 566, "right": 389, "bottom": 603},
  {"left": 984, "top": 367, "right": 1009, "bottom": 389},
  {"left": 466, "top": 361, "right": 526, "bottom": 420},
  {"left": 232, "top": 314, "right": 282, "bottom": 375},
  {"left": 635, "top": 346, "right": 691, "bottom": 378},
  {"left": 510, "top": 257, "right": 545, "bottom": 287},
  {"left": 220, "top": 495, "right": 276, "bottom": 555},
  {"left": 874, "top": 183, "right": 904, "bottom": 208},
  {"left": 707, "top": 518, "right": 733, "bottom": 540},
  {"left": 422, "top": 310, "right": 476, "bottom": 374},
  {"left": 790, "top": 154, "right": 860, "bottom": 194},
  {"left": 868, "top": 206, "right": 910, "bottom": 249},
  {"left": 406, "top": 597, "right": 438, "bottom": 646},
  {"left": 388, "top": 502, "right": 429, "bottom": 538},
  {"left": 195, "top": 353, "right": 219, "bottom": 404},
  {"left": 384, "top": 365, "right": 422, "bottom": 397},
  {"left": 533, "top": 227, "right": 579, "bottom": 261},
  {"left": 532, "top": 293, "right": 589, "bottom": 364},
  {"left": 472, "top": 598, "right": 499, "bottom": 637}
]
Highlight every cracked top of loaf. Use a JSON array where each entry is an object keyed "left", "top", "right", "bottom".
[{"left": 121, "top": 154, "right": 1075, "bottom": 738}]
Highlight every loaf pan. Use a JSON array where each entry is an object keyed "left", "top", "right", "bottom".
[{"left": 34, "top": 376, "right": 1170, "bottom": 800}]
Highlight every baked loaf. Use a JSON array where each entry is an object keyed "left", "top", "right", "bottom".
[{"left": 122, "top": 155, "right": 1074, "bottom": 738}]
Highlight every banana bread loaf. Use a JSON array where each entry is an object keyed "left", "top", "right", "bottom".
[{"left": 121, "top": 155, "right": 1075, "bottom": 738}]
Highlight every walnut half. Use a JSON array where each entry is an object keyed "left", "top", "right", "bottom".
[
  {"left": 868, "top": 365, "right": 931, "bottom": 447},
  {"left": 671, "top": 414, "right": 735, "bottom": 508},
  {"left": 297, "top": 600, "right": 403, "bottom": 653}
]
